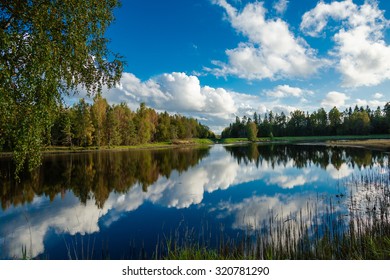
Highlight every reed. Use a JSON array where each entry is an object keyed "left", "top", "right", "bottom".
[{"left": 164, "top": 168, "right": 390, "bottom": 260}]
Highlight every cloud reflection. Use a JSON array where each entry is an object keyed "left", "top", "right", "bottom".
[{"left": 0, "top": 145, "right": 375, "bottom": 259}]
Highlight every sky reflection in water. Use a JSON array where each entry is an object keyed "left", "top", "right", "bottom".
[{"left": 0, "top": 144, "right": 388, "bottom": 259}]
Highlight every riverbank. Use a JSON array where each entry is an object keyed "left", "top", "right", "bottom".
[
  {"left": 0, "top": 139, "right": 215, "bottom": 157},
  {"left": 48, "top": 139, "right": 214, "bottom": 152},
  {"left": 326, "top": 139, "right": 390, "bottom": 150},
  {"left": 2, "top": 135, "right": 390, "bottom": 158},
  {"left": 220, "top": 134, "right": 390, "bottom": 143},
  {"left": 219, "top": 135, "right": 390, "bottom": 148}
]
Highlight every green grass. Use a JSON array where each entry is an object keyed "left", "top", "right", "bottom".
[
  {"left": 171, "top": 138, "right": 215, "bottom": 145},
  {"left": 4, "top": 135, "right": 389, "bottom": 157},
  {"left": 190, "top": 138, "right": 215, "bottom": 145},
  {"left": 39, "top": 139, "right": 214, "bottom": 154},
  {"left": 218, "top": 138, "right": 251, "bottom": 144},
  {"left": 218, "top": 135, "right": 390, "bottom": 145},
  {"left": 270, "top": 134, "right": 390, "bottom": 142},
  {"left": 44, "top": 143, "right": 171, "bottom": 152}
]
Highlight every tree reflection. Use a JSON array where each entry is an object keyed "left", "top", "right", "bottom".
[
  {"left": 224, "top": 144, "right": 388, "bottom": 171},
  {"left": 1, "top": 144, "right": 387, "bottom": 211},
  {"left": 0, "top": 147, "right": 210, "bottom": 210}
]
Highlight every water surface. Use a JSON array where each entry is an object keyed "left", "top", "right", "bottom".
[{"left": 0, "top": 144, "right": 388, "bottom": 259}]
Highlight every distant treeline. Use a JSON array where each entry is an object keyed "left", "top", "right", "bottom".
[
  {"left": 222, "top": 103, "right": 390, "bottom": 139},
  {"left": 1, "top": 95, "right": 215, "bottom": 150}
]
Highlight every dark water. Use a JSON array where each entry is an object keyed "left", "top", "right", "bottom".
[{"left": 0, "top": 144, "right": 388, "bottom": 259}]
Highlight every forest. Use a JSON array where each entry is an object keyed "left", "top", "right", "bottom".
[
  {"left": 221, "top": 103, "right": 390, "bottom": 139},
  {"left": 1, "top": 95, "right": 215, "bottom": 151}
]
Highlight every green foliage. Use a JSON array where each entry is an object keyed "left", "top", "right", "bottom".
[
  {"left": 135, "top": 103, "right": 155, "bottom": 144},
  {"left": 114, "top": 103, "right": 136, "bottom": 145},
  {"left": 219, "top": 138, "right": 250, "bottom": 144},
  {"left": 105, "top": 106, "right": 121, "bottom": 146},
  {"left": 0, "top": 0, "right": 124, "bottom": 174},
  {"left": 156, "top": 112, "right": 171, "bottom": 141},
  {"left": 23, "top": 98, "right": 215, "bottom": 150},
  {"left": 328, "top": 106, "right": 342, "bottom": 135},
  {"left": 91, "top": 94, "right": 109, "bottom": 147},
  {"left": 246, "top": 121, "right": 258, "bottom": 142},
  {"left": 221, "top": 116, "right": 248, "bottom": 138},
  {"left": 221, "top": 103, "right": 390, "bottom": 139},
  {"left": 72, "top": 99, "right": 94, "bottom": 147},
  {"left": 348, "top": 111, "right": 371, "bottom": 135}
]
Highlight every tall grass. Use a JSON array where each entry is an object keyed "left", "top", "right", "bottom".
[{"left": 164, "top": 168, "right": 390, "bottom": 260}]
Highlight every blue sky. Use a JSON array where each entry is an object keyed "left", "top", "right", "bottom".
[{"left": 93, "top": 0, "right": 390, "bottom": 132}]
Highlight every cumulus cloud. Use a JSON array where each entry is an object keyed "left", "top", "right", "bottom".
[
  {"left": 321, "top": 91, "right": 349, "bottom": 108},
  {"left": 373, "top": 93, "right": 384, "bottom": 99},
  {"left": 300, "top": 0, "right": 357, "bottom": 37},
  {"left": 210, "top": 0, "right": 324, "bottom": 80},
  {"left": 355, "top": 98, "right": 386, "bottom": 109},
  {"left": 301, "top": 0, "right": 390, "bottom": 87},
  {"left": 265, "top": 85, "right": 313, "bottom": 98},
  {"left": 274, "top": 0, "right": 289, "bottom": 15},
  {"left": 95, "top": 71, "right": 316, "bottom": 133},
  {"left": 104, "top": 72, "right": 246, "bottom": 131},
  {"left": 113, "top": 72, "right": 209, "bottom": 113},
  {"left": 336, "top": 26, "right": 390, "bottom": 87}
]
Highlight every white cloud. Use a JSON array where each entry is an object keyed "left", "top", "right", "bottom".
[
  {"left": 201, "top": 86, "right": 236, "bottom": 115},
  {"left": 336, "top": 26, "right": 390, "bottom": 87},
  {"left": 373, "top": 93, "right": 384, "bottom": 99},
  {"left": 321, "top": 91, "right": 349, "bottom": 108},
  {"left": 0, "top": 196, "right": 108, "bottom": 258},
  {"left": 210, "top": 0, "right": 324, "bottom": 80},
  {"left": 273, "top": 0, "right": 289, "bottom": 15},
  {"left": 104, "top": 72, "right": 244, "bottom": 131},
  {"left": 326, "top": 163, "right": 354, "bottom": 179},
  {"left": 300, "top": 0, "right": 357, "bottom": 37},
  {"left": 266, "top": 85, "right": 313, "bottom": 98},
  {"left": 103, "top": 72, "right": 314, "bottom": 133},
  {"left": 268, "top": 175, "right": 307, "bottom": 189},
  {"left": 355, "top": 98, "right": 386, "bottom": 109},
  {"left": 216, "top": 192, "right": 335, "bottom": 232},
  {"left": 301, "top": 0, "right": 390, "bottom": 87}
]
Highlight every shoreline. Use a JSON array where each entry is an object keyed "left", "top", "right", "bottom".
[
  {"left": 1, "top": 136, "right": 390, "bottom": 158},
  {"left": 0, "top": 139, "right": 215, "bottom": 158},
  {"left": 325, "top": 139, "right": 390, "bottom": 150}
]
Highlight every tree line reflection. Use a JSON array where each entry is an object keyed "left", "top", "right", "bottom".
[
  {"left": 224, "top": 144, "right": 388, "bottom": 171},
  {"left": 1, "top": 144, "right": 388, "bottom": 212},
  {"left": 0, "top": 147, "right": 210, "bottom": 210}
]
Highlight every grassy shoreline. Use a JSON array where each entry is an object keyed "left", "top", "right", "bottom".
[
  {"left": 0, "top": 139, "right": 215, "bottom": 157},
  {"left": 219, "top": 135, "right": 390, "bottom": 149},
  {"left": 326, "top": 139, "right": 390, "bottom": 150},
  {"left": 1, "top": 135, "right": 390, "bottom": 158}
]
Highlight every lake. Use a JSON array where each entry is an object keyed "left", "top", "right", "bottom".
[{"left": 0, "top": 144, "right": 389, "bottom": 259}]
